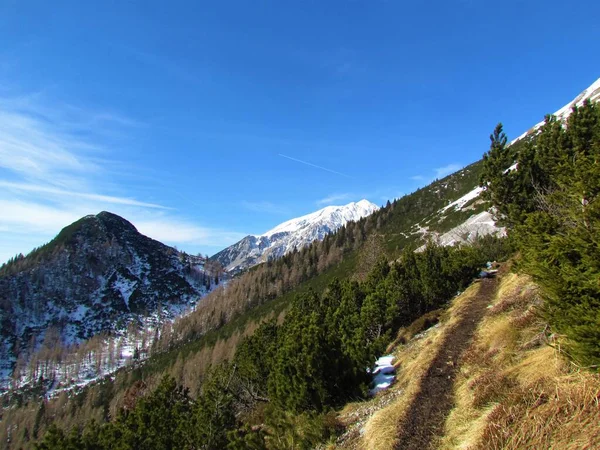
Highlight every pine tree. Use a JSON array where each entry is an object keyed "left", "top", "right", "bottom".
[{"left": 483, "top": 101, "right": 600, "bottom": 367}]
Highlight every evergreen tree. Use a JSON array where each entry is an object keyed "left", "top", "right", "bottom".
[
  {"left": 483, "top": 100, "right": 600, "bottom": 367},
  {"left": 194, "top": 363, "right": 238, "bottom": 450}
]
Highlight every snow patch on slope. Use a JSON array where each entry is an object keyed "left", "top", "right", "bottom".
[
  {"left": 436, "top": 211, "right": 505, "bottom": 247},
  {"left": 370, "top": 355, "right": 396, "bottom": 395},
  {"left": 442, "top": 186, "right": 484, "bottom": 212},
  {"left": 112, "top": 275, "right": 137, "bottom": 310}
]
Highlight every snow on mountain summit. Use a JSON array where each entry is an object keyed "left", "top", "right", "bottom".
[
  {"left": 262, "top": 199, "right": 378, "bottom": 237},
  {"left": 212, "top": 200, "right": 379, "bottom": 272}
]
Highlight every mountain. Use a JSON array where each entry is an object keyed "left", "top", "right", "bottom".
[
  {"left": 0, "top": 211, "right": 210, "bottom": 382},
  {"left": 212, "top": 199, "right": 379, "bottom": 272}
]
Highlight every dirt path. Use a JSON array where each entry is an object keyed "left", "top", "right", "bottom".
[{"left": 394, "top": 277, "right": 498, "bottom": 450}]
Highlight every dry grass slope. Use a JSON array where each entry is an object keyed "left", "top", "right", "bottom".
[
  {"left": 333, "top": 279, "right": 492, "bottom": 449},
  {"left": 333, "top": 266, "right": 600, "bottom": 450},
  {"left": 439, "top": 270, "right": 600, "bottom": 450}
]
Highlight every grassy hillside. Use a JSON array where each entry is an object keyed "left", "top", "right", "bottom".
[{"left": 333, "top": 266, "right": 600, "bottom": 449}]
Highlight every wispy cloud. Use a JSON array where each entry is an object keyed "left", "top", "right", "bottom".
[
  {"left": 0, "top": 181, "right": 170, "bottom": 209},
  {"left": 0, "top": 92, "right": 242, "bottom": 262},
  {"left": 241, "top": 201, "right": 288, "bottom": 215},
  {"left": 434, "top": 163, "right": 462, "bottom": 179},
  {"left": 316, "top": 193, "right": 354, "bottom": 206},
  {"left": 135, "top": 217, "right": 247, "bottom": 248},
  {"left": 409, "top": 163, "right": 463, "bottom": 187},
  {"left": 0, "top": 199, "right": 87, "bottom": 235},
  {"left": 0, "top": 111, "right": 97, "bottom": 190},
  {"left": 278, "top": 153, "right": 353, "bottom": 178}
]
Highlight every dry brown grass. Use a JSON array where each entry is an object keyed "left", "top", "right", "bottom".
[
  {"left": 388, "top": 309, "right": 443, "bottom": 350},
  {"left": 359, "top": 282, "right": 484, "bottom": 450},
  {"left": 335, "top": 268, "right": 600, "bottom": 450},
  {"left": 439, "top": 271, "right": 600, "bottom": 450}
]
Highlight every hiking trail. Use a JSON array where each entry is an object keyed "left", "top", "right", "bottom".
[{"left": 394, "top": 277, "right": 498, "bottom": 450}]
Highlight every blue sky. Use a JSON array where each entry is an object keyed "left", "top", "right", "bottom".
[{"left": 1, "top": 0, "right": 599, "bottom": 262}]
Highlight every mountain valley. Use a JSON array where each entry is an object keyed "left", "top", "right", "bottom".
[{"left": 1, "top": 76, "right": 600, "bottom": 449}]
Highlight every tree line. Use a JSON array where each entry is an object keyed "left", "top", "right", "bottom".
[{"left": 35, "top": 239, "right": 507, "bottom": 449}]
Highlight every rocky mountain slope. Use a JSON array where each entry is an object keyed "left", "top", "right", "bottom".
[
  {"left": 0, "top": 211, "right": 210, "bottom": 383},
  {"left": 212, "top": 199, "right": 379, "bottom": 272}
]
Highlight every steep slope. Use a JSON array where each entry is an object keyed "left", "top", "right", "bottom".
[
  {"left": 212, "top": 199, "right": 378, "bottom": 272},
  {"left": 337, "top": 269, "right": 600, "bottom": 450},
  {"left": 0, "top": 211, "right": 209, "bottom": 385},
  {"left": 411, "top": 76, "right": 600, "bottom": 248}
]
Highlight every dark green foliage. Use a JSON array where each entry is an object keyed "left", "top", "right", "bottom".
[
  {"left": 480, "top": 124, "right": 538, "bottom": 225},
  {"left": 265, "top": 242, "right": 483, "bottom": 413},
  {"left": 36, "top": 373, "right": 236, "bottom": 450},
  {"left": 226, "top": 425, "right": 268, "bottom": 450},
  {"left": 482, "top": 100, "right": 600, "bottom": 368},
  {"left": 193, "top": 363, "right": 238, "bottom": 449},
  {"left": 233, "top": 321, "right": 278, "bottom": 405},
  {"left": 262, "top": 408, "right": 340, "bottom": 450},
  {"left": 38, "top": 239, "right": 489, "bottom": 448},
  {"left": 115, "top": 375, "right": 193, "bottom": 449}
]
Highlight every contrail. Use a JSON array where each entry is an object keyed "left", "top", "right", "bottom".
[{"left": 278, "top": 154, "right": 352, "bottom": 178}]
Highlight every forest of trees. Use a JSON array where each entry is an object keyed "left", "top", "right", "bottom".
[
  {"left": 35, "top": 240, "right": 505, "bottom": 449},
  {"left": 481, "top": 99, "right": 600, "bottom": 367}
]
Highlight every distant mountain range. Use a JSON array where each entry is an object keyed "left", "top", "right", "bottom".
[{"left": 211, "top": 199, "right": 379, "bottom": 273}]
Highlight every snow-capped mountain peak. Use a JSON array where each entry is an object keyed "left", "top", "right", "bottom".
[
  {"left": 262, "top": 199, "right": 378, "bottom": 237},
  {"left": 213, "top": 200, "right": 379, "bottom": 272}
]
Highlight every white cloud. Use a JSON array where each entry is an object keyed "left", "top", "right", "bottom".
[
  {"left": 0, "top": 181, "right": 169, "bottom": 209},
  {"left": 135, "top": 218, "right": 246, "bottom": 248},
  {"left": 0, "top": 92, "right": 243, "bottom": 263},
  {"left": 0, "top": 199, "right": 84, "bottom": 235}
]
